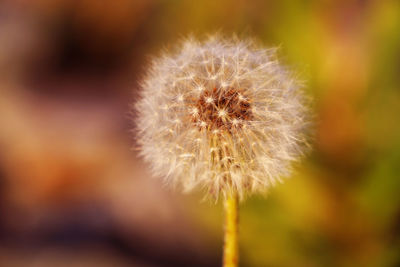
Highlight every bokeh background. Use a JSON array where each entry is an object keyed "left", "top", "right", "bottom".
[{"left": 0, "top": 0, "right": 399, "bottom": 266}]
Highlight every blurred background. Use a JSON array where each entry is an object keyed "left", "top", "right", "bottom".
[{"left": 0, "top": 0, "right": 399, "bottom": 266}]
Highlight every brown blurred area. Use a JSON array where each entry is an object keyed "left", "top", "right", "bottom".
[
  {"left": 1, "top": 0, "right": 400, "bottom": 266},
  {"left": 0, "top": 1, "right": 219, "bottom": 266}
]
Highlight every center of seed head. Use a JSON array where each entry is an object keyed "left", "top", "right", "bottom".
[{"left": 191, "top": 87, "right": 252, "bottom": 131}]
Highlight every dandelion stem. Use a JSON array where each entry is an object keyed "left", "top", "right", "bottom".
[{"left": 223, "top": 194, "right": 239, "bottom": 267}]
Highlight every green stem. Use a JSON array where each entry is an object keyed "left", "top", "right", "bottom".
[{"left": 223, "top": 194, "right": 239, "bottom": 267}]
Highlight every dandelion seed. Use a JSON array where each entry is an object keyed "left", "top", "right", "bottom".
[
  {"left": 218, "top": 109, "right": 227, "bottom": 118},
  {"left": 197, "top": 85, "right": 205, "bottom": 92},
  {"left": 205, "top": 97, "right": 214, "bottom": 104},
  {"left": 190, "top": 107, "right": 199, "bottom": 116},
  {"left": 177, "top": 94, "right": 184, "bottom": 102},
  {"left": 199, "top": 121, "right": 207, "bottom": 128},
  {"left": 232, "top": 118, "right": 240, "bottom": 126}
]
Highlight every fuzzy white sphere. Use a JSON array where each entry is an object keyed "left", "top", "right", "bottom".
[{"left": 135, "top": 36, "right": 309, "bottom": 199}]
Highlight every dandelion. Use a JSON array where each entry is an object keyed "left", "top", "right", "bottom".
[{"left": 135, "top": 35, "right": 309, "bottom": 267}]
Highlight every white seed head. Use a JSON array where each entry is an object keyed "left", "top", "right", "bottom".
[{"left": 135, "top": 35, "right": 310, "bottom": 200}]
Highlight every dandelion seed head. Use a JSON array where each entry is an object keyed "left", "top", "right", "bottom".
[{"left": 135, "top": 35, "right": 310, "bottom": 200}]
